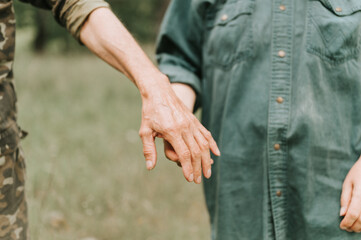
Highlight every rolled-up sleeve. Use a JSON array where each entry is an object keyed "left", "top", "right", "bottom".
[
  {"left": 20, "top": 0, "right": 110, "bottom": 41},
  {"left": 156, "top": 0, "right": 204, "bottom": 110}
]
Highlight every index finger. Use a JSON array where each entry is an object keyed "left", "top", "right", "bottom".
[
  {"left": 166, "top": 135, "right": 194, "bottom": 182},
  {"left": 197, "top": 123, "right": 220, "bottom": 156},
  {"left": 340, "top": 186, "right": 361, "bottom": 230}
]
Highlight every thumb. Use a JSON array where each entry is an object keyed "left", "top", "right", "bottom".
[
  {"left": 340, "top": 180, "right": 352, "bottom": 216},
  {"left": 139, "top": 128, "right": 157, "bottom": 170}
]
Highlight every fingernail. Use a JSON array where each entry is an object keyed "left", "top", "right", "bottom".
[
  {"left": 196, "top": 176, "right": 202, "bottom": 184},
  {"left": 340, "top": 207, "right": 347, "bottom": 216},
  {"left": 189, "top": 173, "right": 194, "bottom": 182},
  {"left": 207, "top": 169, "right": 212, "bottom": 178},
  {"left": 216, "top": 149, "right": 221, "bottom": 156},
  {"left": 146, "top": 161, "right": 153, "bottom": 170}
]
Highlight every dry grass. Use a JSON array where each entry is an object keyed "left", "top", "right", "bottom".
[{"left": 14, "top": 32, "right": 210, "bottom": 240}]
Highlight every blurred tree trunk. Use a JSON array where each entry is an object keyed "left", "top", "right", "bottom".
[{"left": 33, "top": 10, "right": 47, "bottom": 53}]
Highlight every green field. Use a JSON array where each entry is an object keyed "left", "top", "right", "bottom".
[{"left": 14, "top": 33, "right": 210, "bottom": 240}]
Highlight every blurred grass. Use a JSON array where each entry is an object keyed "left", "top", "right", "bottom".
[{"left": 14, "top": 30, "right": 210, "bottom": 240}]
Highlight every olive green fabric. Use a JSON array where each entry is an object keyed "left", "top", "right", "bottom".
[
  {"left": 157, "top": 0, "right": 361, "bottom": 239},
  {"left": 19, "top": 0, "right": 110, "bottom": 41}
]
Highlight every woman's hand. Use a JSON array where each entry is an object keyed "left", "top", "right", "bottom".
[
  {"left": 340, "top": 157, "right": 361, "bottom": 232},
  {"left": 139, "top": 79, "right": 220, "bottom": 183}
]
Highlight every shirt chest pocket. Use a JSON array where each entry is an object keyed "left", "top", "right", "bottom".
[
  {"left": 307, "top": 0, "right": 361, "bottom": 64},
  {"left": 203, "top": 0, "right": 255, "bottom": 69}
]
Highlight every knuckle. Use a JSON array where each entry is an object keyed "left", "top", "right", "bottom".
[
  {"left": 165, "top": 126, "right": 183, "bottom": 137},
  {"left": 192, "top": 149, "right": 202, "bottom": 159},
  {"left": 349, "top": 212, "right": 359, "bottom": 220},
  {"left": 139, "top": 129, "right": 151, "bottom": 138},
  {"left": 203, "top": 130, "right": 212, "bottom": 140},
  {"left": 181, "top": 150, "right": 191, "bottom": 160},
  {"left": 143, "top": 150, "right": 153, "bottom": 159},
  {"left": 200, "top": 141, "right": 209, "bottom": 150},
  {"left": 179, "top": 121, "right": 190, "bottom": 131},
  {"left": 143, "top": 141, "right": 154, "bottom": 149},
  {"left": 179, "top": 117, "right": 191, "bottom": 127},
  {"left": 161, "top": 125, "right": 174, "bottom": 134},
  {"left": 205, "top": 130, "right": 212, "bottom": 137}
]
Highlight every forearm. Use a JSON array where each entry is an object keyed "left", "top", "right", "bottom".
[
  {"left": 170, "top": 83, "right": 196, "bottom": 112},
  {"left": 80, "top": 7, "right": 170, "bottom": 97},
  {"left": 79, "top": 7, "right": 218, "bottom": 182}
]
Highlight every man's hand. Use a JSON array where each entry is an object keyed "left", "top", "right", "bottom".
[
  {"left": 80, "top": 8, "right": 220, "bottom": 183},
  {"left": 139, "top": 79, "right": 220, "bottom": 184},
  {"left": 340, "top": 157, "right": 361, "bottom": 232},
  {"left": 155, "top": 83, "right": 218, "bottom": 184}
]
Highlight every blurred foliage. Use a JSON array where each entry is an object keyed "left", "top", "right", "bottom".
[
  {"left": 15, "top": 34, "right": 210, "bottom": 239},
  {"left": 14, "top": 0, "right": 170, "bottom": 52}
]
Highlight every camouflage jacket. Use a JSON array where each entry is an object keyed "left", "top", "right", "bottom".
[{"left": 0, "top": 0, "right": 109, "bottom": 155}]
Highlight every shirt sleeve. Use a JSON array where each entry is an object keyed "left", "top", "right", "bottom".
[
  {"left": 156, "top": 0, "right": 205, "bottom": 110},
  {"left": 19, "top": 0, "right": 110, "bottom": 42}
]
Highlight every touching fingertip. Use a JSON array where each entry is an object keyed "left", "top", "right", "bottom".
[
  {"left": 207, "top": 169, "right": 212, "bottom": 178},
  {"left": 216, "top": 149, "right": 221, "bottom": 156},
  {"left": 340, "top": 207, "right": 347, "bottom": 216},
  {"left": 196, "top": 176, "right": 202, "bottom": 184},
  {"left": 189, "top": 173, "right": 194, "bottom": 182},
  {"left": 146, "top": 160, "right": 153, "bottom": 170}
]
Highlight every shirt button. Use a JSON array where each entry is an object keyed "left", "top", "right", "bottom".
[
  {"left": 278, "top": 50, "right": 286, "bottom": 58},
  {"left": 279, "top": 5, "right": 286, "bottom": 11},
  {"left": 276, "top": 190, "right": 282, "bottom": 197},
  {"left": 274, "top": 144, "right": 281, "bottom": 151},
  {"left": 221, "top": 14, "right": 228, "bottom": 21},
  {"left": 335, "top": 7, "right": 342, "bottom": 12},
  {"left": 276, "top": 97, "right": 284, "bottom": 104}
]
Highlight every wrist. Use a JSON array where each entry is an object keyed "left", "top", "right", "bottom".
[
  {"left": 171, "top": 83, "right": 196, "bottom": 111},
  {"left": 137, "top": 72, "right": 172, "bottom": 100}
]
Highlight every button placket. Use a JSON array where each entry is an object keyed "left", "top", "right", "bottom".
[{"left": 267, "top": 0, "right": 293, "bottom": 238}]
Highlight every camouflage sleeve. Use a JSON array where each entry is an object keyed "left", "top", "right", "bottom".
[{"left": 19, "top": 0, "right": 110, "bottom": 42}]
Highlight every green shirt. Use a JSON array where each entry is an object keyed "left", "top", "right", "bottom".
[
  {"left": 0, "top": 0, "right": 109, "bottom": 156},
  {"left": 157, "top": 0, "right": 361, "bottom": 239}
]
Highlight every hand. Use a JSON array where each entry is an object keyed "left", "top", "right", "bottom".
[
  {"left": 340, "top": 157, "right": 361, "bottom": 232},
  {"left": 164, "top": 139, "right": 215, "bottom": 181},
  {"left": 138, "top": 75, "right": 220, "bottom": 183}
]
